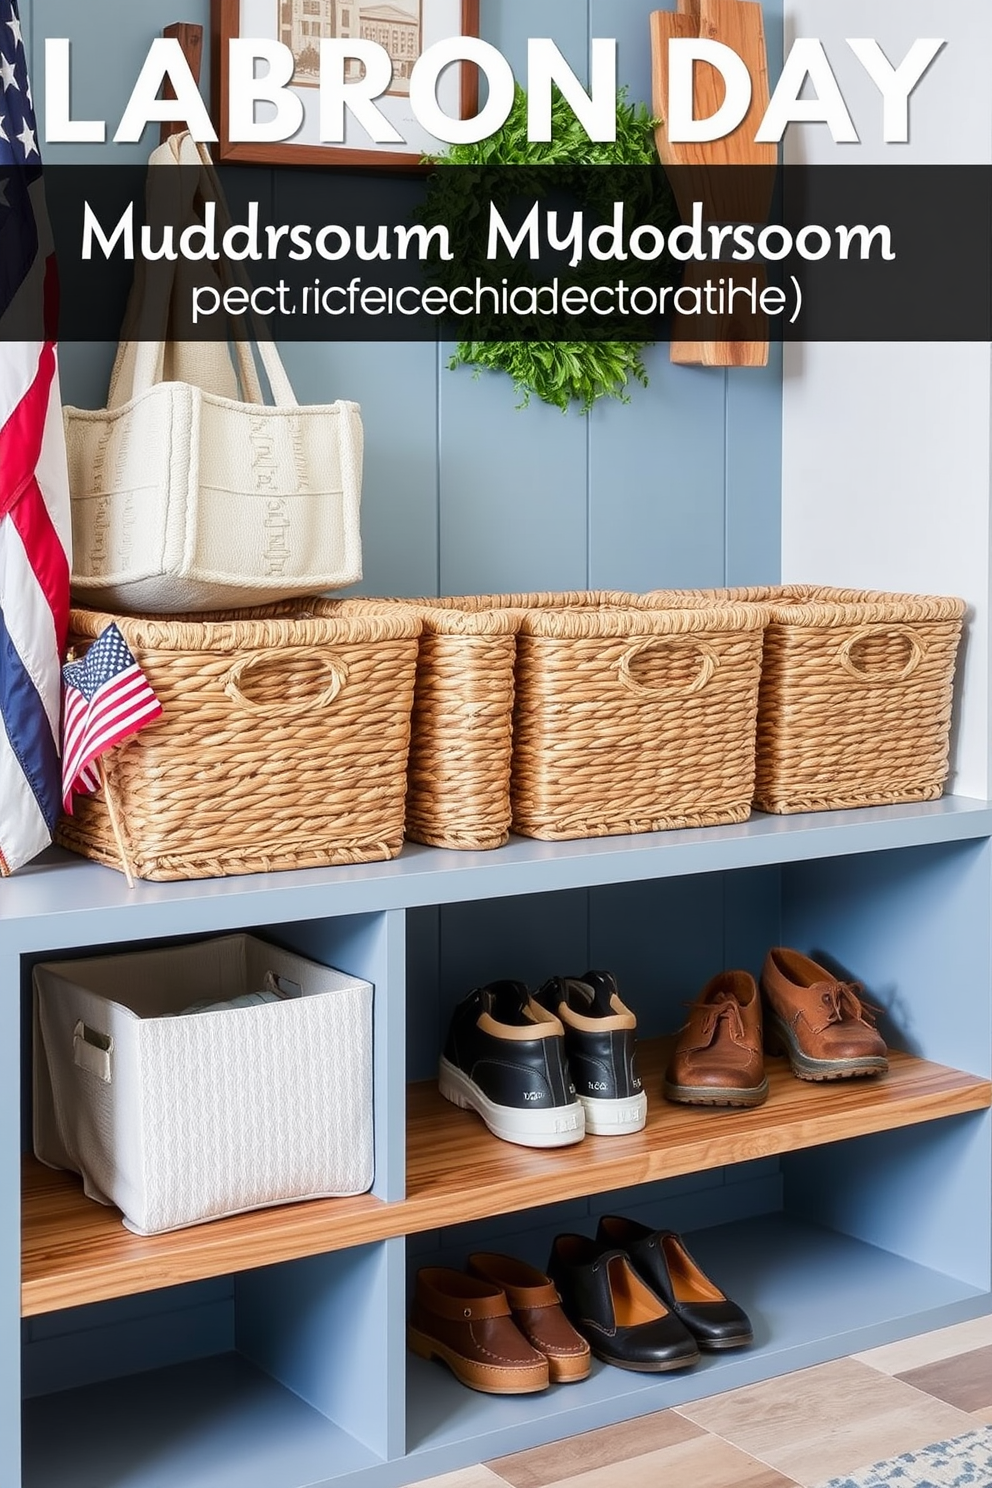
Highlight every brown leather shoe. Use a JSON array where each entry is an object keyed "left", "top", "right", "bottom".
[
  {"left": 663, "top": 971, "right": 768, "bottom": 1107},
  {"left": 407, "top": 1267, "right": 549, "bottom": 1394},
  {"left": 467, "top": 1252, "right": 592, "bottom": 1383},
  {"left": 761, "top": 947, "right": 888, "bottom": 1081}
]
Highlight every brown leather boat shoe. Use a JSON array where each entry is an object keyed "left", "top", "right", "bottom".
[
  {"left": 663, "top": 970, "right": 768, "bottom": 1107},
  {"left": 407, "top": 1267, "right": 550, "bottom": 1394},
  {"left": 467, "top": 1252, "right": 592, "bottom": 1383},
  {"left": 761, "top": 947, "right": 888, "bottom": 1081}
]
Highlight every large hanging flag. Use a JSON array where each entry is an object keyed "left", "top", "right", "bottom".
[{"left": 0, "top": 0, "right": 72, "bottom": 875}]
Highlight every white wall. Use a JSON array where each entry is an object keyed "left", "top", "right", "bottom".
[{"left": 781, "top": 1, "right": 992, "bottom": 797}]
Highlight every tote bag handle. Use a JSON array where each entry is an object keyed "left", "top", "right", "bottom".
[{"left": 108, "top": 132, "right": 297, "bottom": 410}]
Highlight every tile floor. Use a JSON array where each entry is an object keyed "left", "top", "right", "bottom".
[{"left": 408, "top": 1315, "right": 992, "bottom": 1488}]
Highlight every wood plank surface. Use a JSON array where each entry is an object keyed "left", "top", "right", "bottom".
[
  {"left": 698, "top": 0, "right": 777, "bottom": 168},
  {"left": 651, "top": 0, "right": 777, "bottom": 366},
  {"left": 404, "top": 1044, "right": 991, "bottom": 1221},
  {"left": 22, "top": 1044, "right": 990, "bottom": 1317}
]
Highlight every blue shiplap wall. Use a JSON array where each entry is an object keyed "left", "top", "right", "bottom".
[{"left": 29, "top": 0, "right": 783, "bottom": 598}]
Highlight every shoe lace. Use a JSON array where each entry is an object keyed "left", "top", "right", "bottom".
[
  {"left": 812, "top": 979, "right": 880, "bottom": 1027},
  {"left": 693, "top": 992, "right": 746, "bottom": 1044}
]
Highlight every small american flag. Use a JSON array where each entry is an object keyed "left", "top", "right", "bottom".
[{"left": 61, "top": 624, "right": 162, "bottom": 814}]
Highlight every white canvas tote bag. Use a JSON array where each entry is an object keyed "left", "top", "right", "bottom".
[{"left": 64, "top": 133, "right": 363, "bottom": 614}]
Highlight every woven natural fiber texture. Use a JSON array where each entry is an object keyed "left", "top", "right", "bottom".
[
  {"left": 403, "top": 607, "right": 520, "bottom": 850},
  {"left": 408, "top": 593, "right": 661, "bottom": 848},
  {"left": 656, "top": 586, "right": 965, "bottom": 814},
  {"left": 333, "top": 594, "right": 650, "bottom": 851},
  {"left": 434, "top": 594, "right": 765, "bottom": 842},
  {"left": 56, "top": 603, "right": 421, "bottom": 881},
  {"left": 321, "top": 598, "right": 520, "bottom": 851}
]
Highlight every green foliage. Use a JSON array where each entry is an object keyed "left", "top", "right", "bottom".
[
  {"left": 432, "top": 84, "right": 659, "bottom": 168},
  {"left": 427, "top": 87, "right": 665, "bottom": 413},
  {"left": 452, "top": 340, "right": 649, "bottom": 416}
]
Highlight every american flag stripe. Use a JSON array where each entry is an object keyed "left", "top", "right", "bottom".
[
  {"left": 62, "top": 701, "right": 147, "bottom": 787},
  {"left": 63, "top": 695, "right": 163, "bottom": 789},
  {"left": 78, "top": 763, "right": 99, "bottom": 792},
  {"left": 0, "top": 338, "right": 57, "bottom": 515},
  {"left": 0, "top": 349, "right": 68, "bottom": 835},
  {"left": 61, "top": 667, "right": 162, "bottom": 790},
  {"left": 61, "top": 625, "right": 163, "bottom": 814},
  {"left": 1, "top": 490, "right": 60, "bottom": 736},
  {"left": 4, "top": 391, "right": 72, "bottom": 647},
  {"left": 0, "top": 720, "right": 50, "bottom": 874},
  {"left": 0, "top": 606, "right": 60, "bottom": 834},
  {"left": 0, "top": 339, "right": 40, "bottom": 421}
]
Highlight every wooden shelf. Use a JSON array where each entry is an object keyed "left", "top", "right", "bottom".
[
  {"left": 21, "top": 1166, "right": 393, "bottom": 1317},
  {"left": 22, "top": 1042, "right": 990, "bottom": 1317},
  {"left": 404, "top": 1042, "right": 992, "bottom": 1228}
]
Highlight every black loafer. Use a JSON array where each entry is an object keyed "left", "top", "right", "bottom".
[
  {"left": 596, "top": 1216, "right": 753, "bottom": 1350},
  {"left": 547, "top": 1233, "right": 700, "bottom": 1373}
]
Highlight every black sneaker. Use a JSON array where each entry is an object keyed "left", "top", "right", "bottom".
[
  {"left": 535, "top": 971, "right": 647, "bottom": 1136},
  {"left": 439, "top": 981, "right": 585, "bottom": 1148}
]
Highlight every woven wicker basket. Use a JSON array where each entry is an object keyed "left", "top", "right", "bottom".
[
  {"left": 317, "top": 599, "right": 520, "bottom": 852},
  {"left": 424, "top": 592, "right": 764, "bottom": 842},
  {"left": 400, "top": 606, "right": 520, "bottom": 851},
  {"left": 329, "top": 593, "right": 649, "bottom": 851},
  {"left": 506, "top": 598, "right": 767, "bottom": 840},
  {"left": 56, "top": 603, "right": 422, "bottom": 881},
  {"left": 653, "top": 586, "right": 966, "bottom": 814},
  {"left": 401, "top": 593, "right": 662, "bottom": 848}
]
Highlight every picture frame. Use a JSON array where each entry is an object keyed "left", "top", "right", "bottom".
[{"left": 212, "top": 0, "right": 481, "bottom": 169}]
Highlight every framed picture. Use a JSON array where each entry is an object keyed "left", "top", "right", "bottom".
[{"left": 212, "top": 0, "right": 481, "bottom": 168}]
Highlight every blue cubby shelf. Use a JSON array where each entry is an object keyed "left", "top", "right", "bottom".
[
  {"left": 5, "top": 797, "right": 991, "bottom": 952},
  {"left": 6, "top": 801, "right": 992, "bottom": 1488}
]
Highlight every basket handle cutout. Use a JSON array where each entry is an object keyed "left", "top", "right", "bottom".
[
  {"left": 617, "top": 637, "right": 718, "bottom": 698},
  {"left": 223, "top": 648, "right": 349, "bottom": 715},
  {"left": 838, "top": 627, "right": 924, "bottom": 685}
]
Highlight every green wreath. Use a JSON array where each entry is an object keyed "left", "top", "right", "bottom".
[{"left": 424, "top": 87, "right": 676, "bottom": 413}]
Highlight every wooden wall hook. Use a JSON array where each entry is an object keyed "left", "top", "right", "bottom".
[{"left": 651, "top": 0, "right": 776, "bottom": 368}]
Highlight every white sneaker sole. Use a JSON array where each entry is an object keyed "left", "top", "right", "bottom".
[
  {"left": 579, "top": 1090, "right": 648, "bottom": 1136},
  {"left": 438, "top": 1058, "right": 586, "bottom": 1148}
]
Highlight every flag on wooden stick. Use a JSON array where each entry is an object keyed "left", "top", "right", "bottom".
[
  {"left": 62, "top": 624, "right": 162, "bottom": 815},
  {"left": 0, "top": 0, "right": 72, "bottom": 874}
]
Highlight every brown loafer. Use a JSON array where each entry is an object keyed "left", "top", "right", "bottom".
[
  {"left": 663, "top": 971, "right": 768, "bottom": 1107},
  {"left": 407, "top": 1268, "right": 549, "bottom": 1394},
  {"left": 467, "top": 1252, "right": 592, "bottom": 1383},
  {"left": 761, "top": 947, "right": 888, "bottom": 1081}
]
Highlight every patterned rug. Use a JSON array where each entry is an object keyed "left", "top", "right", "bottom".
[{"left": 817, "top": 1428, "right": 992, "bottom": 1488}]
